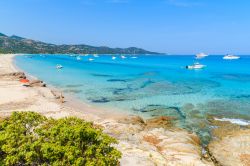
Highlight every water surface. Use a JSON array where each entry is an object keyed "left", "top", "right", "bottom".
[{"left": 15, "top": 54, "right": 250, "bottom": 143}]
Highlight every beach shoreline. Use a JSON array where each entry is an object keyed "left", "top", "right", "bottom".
[{"left": 1, "top": 54, "right": 249, "bottom": 166}]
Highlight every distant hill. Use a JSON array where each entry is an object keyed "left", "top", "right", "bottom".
[{"left": 0, "top": 33, "right": 158, "bottom": 54}]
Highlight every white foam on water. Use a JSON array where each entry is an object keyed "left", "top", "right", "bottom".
[{"left": 214, "top": 117, "right": 250, "bottom": 126}]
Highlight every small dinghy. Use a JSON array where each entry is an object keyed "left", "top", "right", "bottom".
[
  {"left": 121, "top": 55, "right": 127, "bottom": 59},
  {"left": 56, "top": 64, "right": 63, "bottom": 69},
  {"left": 76, "top": 56, "right": 81, "bottom": 61},
  {"left": 186, "top": 62, "right": 206, "bottom": 69}
]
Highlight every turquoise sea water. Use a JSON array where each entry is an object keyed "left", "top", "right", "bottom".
[{"left": 15, "top": 54, "right": 250, "bottom": 143}]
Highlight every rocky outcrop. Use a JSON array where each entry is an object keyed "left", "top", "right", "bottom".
[
  {"left": 102, "top": 116, "right": 213, "bottom": 166},
  {"left": 145, "top": 116, "right": 175, "bottom": 129},
  {"left": 25, "top": 80, "right": 46, "bottom": 87},
  {"left": 208, "top": 129, "right": 250, "bottom": 166},
  {"left": 0, "top": 72, "right": 26, "bottom": 80},
  {"left": 207, "top": 117, "right": 250, "bottom": 166}
]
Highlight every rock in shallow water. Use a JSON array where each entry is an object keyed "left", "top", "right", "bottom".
[
  {"left": 208, "top": 129, "right": 250, "bottom": 166},
  {"left": 145, "top": 116, "right": 175, "bottom": 129},
  {"left": 207, "top": 118, "right": 250, "bottom": 166},
  {"left": 102, "top": 115, "right": 213, "bottom": 165}
]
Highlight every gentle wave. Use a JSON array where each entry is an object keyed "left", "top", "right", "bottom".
[{"left": 214, "top": 117, "right": 250, "bottom": 126}]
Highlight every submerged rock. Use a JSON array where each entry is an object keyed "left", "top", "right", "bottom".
[
  {"left": 212, "top": 73, "right": 250, "bottom": 82},
  {"left": 117, "top": 115, "right": 145, "bottom": 125},
  {"left": 133, "top": 104, "right": 186, "bottom": 120},
  {"left": 140, "top": 79, "right": 155, "bottom": 89},
  {"left": 91, "top": 73, "right": 113, "bottom": 77},
  {"left": 90, "top": 97, "right": 110, "bottom": 103},
  {"left": 207, "top": 117, "right": 250, "bottom": 166},
  {"left": 107, "top": 79, "right": 129, "bottom": 83},
  {"left": 63, "top": 89, "right": 82, "bottom": 94},
  {"left": 113, "top": 86, "right": 133, "bottom": 95},
  {"left": 65, "top": 84, "right": 84, "bottom": 88},
  {"left": 208, "top": 128, "right": 250, "bottom": 166},
  {"left": 145, "top": 116, "right": 174, "bottom": 129}
]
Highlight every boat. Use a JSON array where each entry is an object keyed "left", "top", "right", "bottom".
[
  {"left": 121, "top": 55, "right": 127, "bottom": 59},
  {"left": 195, "top": 53, "right": 208, "bottom": 59},
  {"left": 76, "top": 56, "right": 81, "bottom": 60},
  {"left": 56, "top": 64, "right": 63, "bottom": 69},
  {"left": 186, "top": 62, "right": 206, "bottom": 69},
  {"left": 112, "top": 56, "right": 116, "bottom": 60},
  {"left": 131, "top": 56, "right": 137, "bottom": 59},
  {"left": 88, "top": 58, "right": 94, "bottom": 61},
  {"left": 93, "top": 54, "right": 99, "bottom": 58},
  {"left": 223, "top": 54, "right": 240, "bottom": 60}
]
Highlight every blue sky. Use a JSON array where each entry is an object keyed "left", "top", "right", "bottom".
[{"left": 0, "top": 0, "right": 250, "bottom": 54}]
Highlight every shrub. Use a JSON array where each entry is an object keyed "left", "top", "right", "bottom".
[{"left": 0, "top": 112, "right": 121, "bottom": 166}]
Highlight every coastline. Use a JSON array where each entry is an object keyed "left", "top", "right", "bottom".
[{"left": 1, "top": 54, "right": 250, "bottom": 165}]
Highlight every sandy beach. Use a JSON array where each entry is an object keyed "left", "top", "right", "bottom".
[{"left": 1, "top": 54, "right": 249, "bottom": 166}]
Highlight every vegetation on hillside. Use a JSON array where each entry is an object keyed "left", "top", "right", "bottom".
[
  {"left": 0, "top": 112, "right": 121, "bottom": 165},
  {"left": 0, "top": 33, "right": 158, "bottom": 54}
]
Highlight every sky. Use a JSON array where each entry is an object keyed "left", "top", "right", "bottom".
[{"left": 0, "top": 0, "right": 250, "bottom": 54}]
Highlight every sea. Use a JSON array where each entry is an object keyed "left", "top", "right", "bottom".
[{"left": 15, "top": 54, "right": 250, "bottom": 144}]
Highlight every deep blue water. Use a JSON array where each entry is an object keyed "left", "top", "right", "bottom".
[{"left": 15, "top": 54, "right": 250, "bottom": 143}]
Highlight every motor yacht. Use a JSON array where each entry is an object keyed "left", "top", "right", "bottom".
[
  {"left": 223, "top": 54, "right": 240, "bottom": 60},
  {"left": 195, "top": 53, "right": 208, "bottom": 59}
]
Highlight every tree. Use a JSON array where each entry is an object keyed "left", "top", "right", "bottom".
[{"left": 0, "top": 112, "right": 121, "bottom": 166}]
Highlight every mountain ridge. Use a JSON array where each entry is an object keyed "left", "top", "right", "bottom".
[{"left": 0, "top": 33, "right": 159, "bottom": 54}]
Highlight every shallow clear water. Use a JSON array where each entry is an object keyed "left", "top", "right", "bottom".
[{"left": 15, "top": 54, "right": 250, "bottom": 143}]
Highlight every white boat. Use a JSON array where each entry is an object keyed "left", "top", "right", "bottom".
[
  {"left": 195, "top": 53, "right": 208, "bottom": 59},
  {"left": 76, "top": 56, "right": 81, "bottom": 60},
  {"left": 112, "top": 56, "right": 116, "bottom": 60},
  {"left": 186, "top": 62, "right": 206, "bottom": 69},
  {"left": 93, "top": 54, "right": 99, "bottom": 58},
  {"left": 121, "top": 55, "right": 127, "bottom": 59},
  {"left": 223, "top": 54, "right": 240, "bottom": 60},
  {"left": 56, "top": 64, "right": 63, "bottom": 69},
  {"left": 88, "top": 58, "right": 94, "bottom": 61},
  {"left": 131, "top": 56, "right": 137, "bottom": 59}
]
